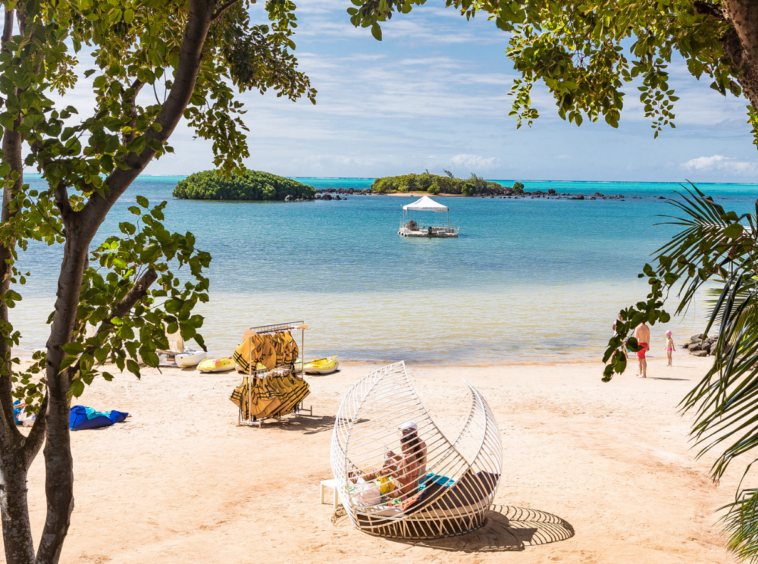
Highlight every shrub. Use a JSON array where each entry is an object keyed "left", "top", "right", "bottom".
[
  {"left": 462, "top": 182, "right": 476, "bottom": 196},
  {"left": 372, "top": 173, "right": 505, "bottom": 195},
  {"left": 513, "top": 182, "right": 525, "bottom": 192},
  {"left": 172, "top": 170, "right": 315, "bottom": 201}
]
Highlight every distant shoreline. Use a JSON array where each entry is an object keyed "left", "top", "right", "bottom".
[{"left": 381, "top": 191, "right": 467, "bottom": 197}]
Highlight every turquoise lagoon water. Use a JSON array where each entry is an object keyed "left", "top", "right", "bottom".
[{"left": 13, "top": 176, "right": 758, "bottom": 365}]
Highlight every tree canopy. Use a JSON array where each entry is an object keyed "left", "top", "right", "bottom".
[
  {"left": 173, "top": 170, "right": 315, "bottom": 200},
  {"left": 372, "top": 172, "right": 516, "bottom": 195},
  {"left": 347, "top": 0, "right": 758, "bottom": 145}
]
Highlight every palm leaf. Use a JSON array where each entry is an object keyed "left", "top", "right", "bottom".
[{"left": 605, "top": 184, "right": 758, "bottom": 560}]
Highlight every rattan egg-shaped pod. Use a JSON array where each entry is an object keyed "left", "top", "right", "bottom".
[{"left": 330, "top": 361, "right": 502, "bottom": 540}]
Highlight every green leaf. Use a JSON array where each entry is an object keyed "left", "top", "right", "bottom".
[
  {"left": 79, "top": 353, "right": 94, "bottom": 372},
  {"left": 724, "top": 223, "right": 744, "bottom": 239},
  {"left": 61, "top": 342, "right": 84, "bottom": 355},
  {"left": 59, "top": 354, "right": 78, "bottom": 373},
  {"left": 136, "top": 195, "right": 149, "bottom": 208},
  {"left": 70, "top": 379, "right": 85, "bottom": 397},
  {"left": 371, "top": 23, "right": 382, "bottom": 41}
]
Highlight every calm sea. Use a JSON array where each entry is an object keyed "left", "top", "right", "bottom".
[{"left": 13, "top": 176, "right": 758, "bottom": 365}]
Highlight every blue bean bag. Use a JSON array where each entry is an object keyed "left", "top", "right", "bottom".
[
  {"left": 69, "top": 405, "right": 128, "bottom": 431},
  {"left": 13, "top": 400, "right": 22, "bottom": 425}
]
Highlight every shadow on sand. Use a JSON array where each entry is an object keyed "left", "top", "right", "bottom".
[
  {"left": 648, "top": 377, "right": 689, "bottom": 381},
  {"left": 252, "top": 415, "right": 370, "bottom": 435},
  {"left": 331, "top": 505, "right": 574, "bottom": 553}
]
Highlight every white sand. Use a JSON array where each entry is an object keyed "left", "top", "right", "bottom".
[{"left": 12, "top": 356, "right": 741, "bottom": 563}]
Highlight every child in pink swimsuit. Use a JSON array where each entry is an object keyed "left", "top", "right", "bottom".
[{"left": 665, "top": 330, "right": 675, "bottom": 366}]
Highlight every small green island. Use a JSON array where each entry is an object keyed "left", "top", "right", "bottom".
[
  {"left": 172, "top": 170, "right": 316, "bottom": 201},
  {"left": 372, "top": 172, "right": 524, "bottom": 196}
]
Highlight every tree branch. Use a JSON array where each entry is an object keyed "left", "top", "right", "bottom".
[
  {"left": 101, "top": 268, "right": 158, "bottom": 325},
  {"left": 694, "top": 1, "right": 728, "bottom": 21},
  {"left": 53, "top": 182, "right": 72, "bottom": 223},
  {"left": 77, "top": 0, "right": 216, "bottom": 236},
  {"left": 71, "top": 268, "right": 158, "bottom": 378},
  {"left": 0, "top": 5, "right": 24, "bottom": 455},
  {"left": 2, "top": 8, "right": 13, "bottom": 48},
  {"left": 22, "top": 392, "right": 47, "bottom": 470},
  {"left": 211, "top": 0, "right": 242, "bottom": 22},
  {"left": 122, "top": 79, "right": 144, "bottom": 146}
]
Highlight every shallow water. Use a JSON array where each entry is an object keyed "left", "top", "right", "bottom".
[{"left": 12, "top": 177, "right": 757, "bottom": 364}]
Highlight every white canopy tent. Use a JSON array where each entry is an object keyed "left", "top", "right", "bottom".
[
  {"left": 403, "top": 196, "right": 448, "bottom": 212},
  {"left": 400, "top": 196, "right": 455, "bottom": 236}
]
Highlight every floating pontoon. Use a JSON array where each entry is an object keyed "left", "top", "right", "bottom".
[{"left": 398, "top": 196, "right": 459, "bottom": 238}]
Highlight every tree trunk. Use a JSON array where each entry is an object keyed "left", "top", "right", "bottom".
[
  {"left": 33, "top": 5, "right": 216, "bottom": 560},
  {"left": 0, "top": 0, "right": 218, "bottom": 561},
  {"left": 0, "top": 7, "right": 37, "bottom": 564},
  {"left": 722, "top": 0, "right": 758, "bottom": 110},
  {"left": 0, "top": 453, "right": 34, "bottom": 564},
  {"left": 34, "top": 227, "right": 90, "bottom": 564}
]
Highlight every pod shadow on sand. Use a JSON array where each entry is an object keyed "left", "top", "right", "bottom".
[{"left": 331, "top": 504, "right": 575, "bottom": 553}]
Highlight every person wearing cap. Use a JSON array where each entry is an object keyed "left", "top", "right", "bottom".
[
  {"left": 358, "top": 420, "right": 428, "bottom": 498},
  {"left": 665, "top": 330, "right": 675, "bottom": 367}
]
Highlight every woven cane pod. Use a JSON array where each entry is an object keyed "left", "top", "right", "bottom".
[{"left": 331, "top": 361, "right": 502, "bottom": 540}]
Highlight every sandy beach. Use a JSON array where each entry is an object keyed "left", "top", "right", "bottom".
[{"left": 12, "top": 355, "right": 740, "bottom": 564}]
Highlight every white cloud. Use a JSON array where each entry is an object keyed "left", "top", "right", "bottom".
[
  {"left": 682, "top": 154, "right": 757, "bottom": 175},
  {"left": 450, "top": 154, "right": 500, "bottom": 170}
]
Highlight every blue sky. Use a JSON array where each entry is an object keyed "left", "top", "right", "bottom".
[{"left": 77, "top": 1, "right": 758, "bottom": 182}]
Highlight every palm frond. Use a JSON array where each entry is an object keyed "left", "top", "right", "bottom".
[{"left": 604, "top": 184, "right": 758, "bottom": 560}]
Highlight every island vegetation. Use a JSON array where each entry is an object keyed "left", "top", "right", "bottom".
[
  {"left": 371, "top": 171, "right": 523, "bottom": 196},
  {"left": 173, "top": 170, "right": 316, "bottom": 201}
]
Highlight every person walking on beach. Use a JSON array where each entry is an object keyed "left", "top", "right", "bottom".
[
  {"left": 635, "top": 322, "right": 651, "bottom": 378},
  {"left": 665, "top": 330, "right": 675, "bottom": 367}
]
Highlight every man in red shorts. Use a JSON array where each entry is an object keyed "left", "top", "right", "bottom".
[{"left": 634, "top": 322, "right": 651, "bottom": 378}]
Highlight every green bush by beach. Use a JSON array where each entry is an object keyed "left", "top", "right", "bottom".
[
  {"left": 172, "top": 170, "right": 316, "bottom": 201},
  {"left": 371, "top": 172, "right": 514, "bottom": 196}
]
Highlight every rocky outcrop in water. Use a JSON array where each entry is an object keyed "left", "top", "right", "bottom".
[
  {"left": 681, "top": 334, "right": 719, "bottom": 356},
  {"left": 309, "top": 187, "right": 651, "bottom": 202}
]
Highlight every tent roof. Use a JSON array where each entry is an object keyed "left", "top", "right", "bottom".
[{"left": 403, "top": 196, "right": 448, "bottom": 212}]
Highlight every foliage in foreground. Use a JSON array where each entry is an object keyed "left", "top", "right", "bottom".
[
  {"left": 604, "top": 187, "right": 758, "bottom": 560},
  {"left": 371, "top": 172, "right": 517, "bottom": 196},
  {"left": 347, "top": 0, "right": 758, "bottom": 147},
  {"left": 173, "top": 170, "right": 315, "bottom": 201},
  {"left": 0, "top": 0, "right": 315, "bottom": 561}
]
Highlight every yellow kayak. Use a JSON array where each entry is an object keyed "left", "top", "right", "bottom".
[
  {"left": 197, "top": 357, "right": 236, "bottom": 373},
  {"left": 304, "top": 356, "right": 339, "bottom": 375},
  {"left": 235, "top": 362, "right": 270, "bottom": 374}
]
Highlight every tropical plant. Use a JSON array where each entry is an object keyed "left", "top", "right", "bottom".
[
  {"left": 428, "top": 183, "right": 440, "bottom": 195},
  {"left": 371, "top": 172, "right": 507, "bottom": 195},
  {"left": 513, "top": 182, "right": 525, "bottom": 193},
  {"left": 0, "top": 0, "right": 314, "bottom": 562},
  {"left": 603, "top": 186, "right": 758, "bottom": 560},
  {"left": 347, "top": 0, "right": 758, "bottom": 145},
  {"left": 173, "top": 170, "right": 315, "bottom": 200}
]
